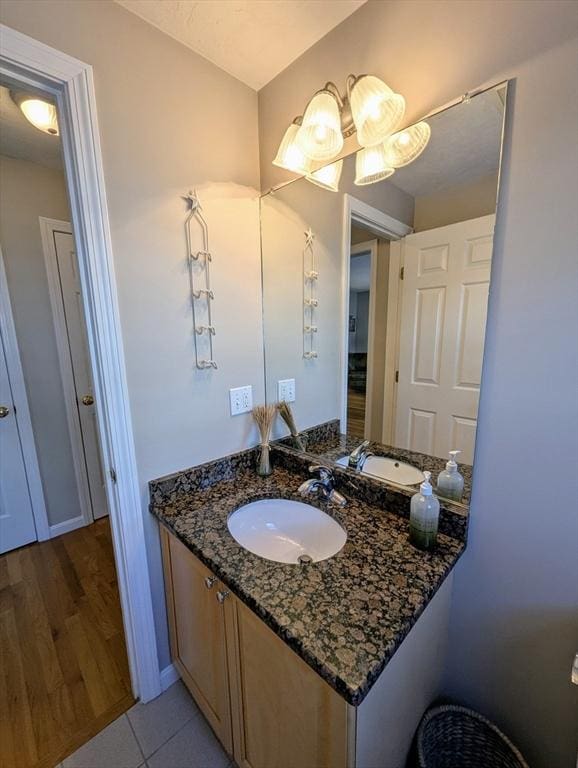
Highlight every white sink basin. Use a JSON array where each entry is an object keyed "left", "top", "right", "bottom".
[
  {"left": 336, "top": 455, "right": 424, "bottom": 486},
  {"left": 227, "top": 499, "right": 346, "bottom": 564}
]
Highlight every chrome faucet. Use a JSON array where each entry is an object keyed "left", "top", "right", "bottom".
[
  {"left": 298, "top": 465, "right": 347, "bottom": 507},
  {"left": 348, "top": 440, "right": 372, "bottom": 470}
]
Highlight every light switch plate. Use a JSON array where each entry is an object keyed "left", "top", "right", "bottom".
[
  {"left": 278, "top": 378, "right": 295, "bottom": 403},
  {"left": 230, "top": 385, "right": 253, "bottom": 416}
]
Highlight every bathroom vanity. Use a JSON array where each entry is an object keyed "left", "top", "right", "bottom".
[{"left": 150, "top": 447, "right": 466, "bottom": 768}]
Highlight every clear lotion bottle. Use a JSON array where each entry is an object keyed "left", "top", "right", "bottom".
[
  {"left": 436, "top": 449, "right": 465, "bottom": 502},
  {"left": 409, "top": 471, "right": 440, "bottom": 551}
]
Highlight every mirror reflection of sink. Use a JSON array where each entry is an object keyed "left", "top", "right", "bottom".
[
  {"left": 336, "top": 455, "right": 424, "bottom": 486},
  {"left": 227, "top": 499, "right": 346, "bottom": 564}
]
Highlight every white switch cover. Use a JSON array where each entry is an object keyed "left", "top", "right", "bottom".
[
  {"left": 278, "top": 378, "right": 296, "bottom": 403},
  {"left": 230, "top": 385, "right": 253, "bottom": 416}
]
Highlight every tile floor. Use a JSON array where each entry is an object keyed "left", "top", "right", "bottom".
[{"left": 56, "top": 679, "right": 232, "bottom": 768}]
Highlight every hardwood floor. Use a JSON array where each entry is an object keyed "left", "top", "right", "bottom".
[
  {"left": 0, "top": 518, "right": 134, "bottom": 768},
  {"left": 347, "top": 388, "right": 367, "bottom": 439}
]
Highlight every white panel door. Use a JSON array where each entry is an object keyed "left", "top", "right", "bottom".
[
  {"left": 395, "top": 215, "right": 495, "bottom": 462},
  {"left": 53, "top": 230, "right": 108, "bottom": 519},
  {"left": 0, "top": 334, "right": 37, "bottom": 553}
]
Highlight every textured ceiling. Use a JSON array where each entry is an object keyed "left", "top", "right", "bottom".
[
  {"left": 391, "top": 88, "right": 505, "bottom": 197},
  {"left": 115, "top": 0, "right": 366, "bottom": 90},
  {"left": 0, "top": 86, "right": 63, "bottom": 169}
]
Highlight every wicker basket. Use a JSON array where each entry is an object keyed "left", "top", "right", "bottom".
[{"left": 417, "top": 705, "right": 530, "bottom": 768}]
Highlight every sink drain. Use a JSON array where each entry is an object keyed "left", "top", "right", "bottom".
[{"left": 297, "top": 554, "right": 313, "bottom": 565}]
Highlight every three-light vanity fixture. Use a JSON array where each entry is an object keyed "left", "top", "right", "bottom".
[{"left": 273, "top": 74, "right": 431, "bottom": 191}]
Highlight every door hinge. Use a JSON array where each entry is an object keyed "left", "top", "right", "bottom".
[
  {"left": 395, "top": 370, "right": 399, "bottom": 383},
  {"left": 109, "top": 468, "right": 117, "bottom": 484},
  {"left": 400, "top": 266, "right": 404, "bottom": 280}
]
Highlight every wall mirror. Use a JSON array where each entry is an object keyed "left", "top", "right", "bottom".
[{"left": 260, "top": 82, "right": 508, "bottom": 508}]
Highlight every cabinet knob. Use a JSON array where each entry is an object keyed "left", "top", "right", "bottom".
[
  {"left": 204, "top": 576, "right": 217, "bottom": 589},
  {"left": 216, "top": 590, "right": 230, "bottom": 604},
  {"left": 0, "top": 406, "right": 9, "bottom": 418},
  {"left": 81, "top": 395, "right": 95, "bottom": 406}
]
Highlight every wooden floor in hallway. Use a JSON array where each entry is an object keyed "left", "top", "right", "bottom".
[{"left": 0, "top": 517, "right": 135, "bottom": 768}]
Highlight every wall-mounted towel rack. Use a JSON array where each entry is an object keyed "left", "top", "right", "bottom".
[
  {"left": 184, "top": 191, "right": 217, "bottom": 370},
  {"left": 303, "top": 227, "right": 318, "bottom": 360}
]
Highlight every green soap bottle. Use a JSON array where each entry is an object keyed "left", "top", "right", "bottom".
[{"left": 409, "top": 471, "right": 440, "bottom": 551}]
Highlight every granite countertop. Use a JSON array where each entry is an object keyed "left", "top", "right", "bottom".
[
  {"left": 277, "top": 420, "right": 473, "bottom": 506},
  {"left": 150, "top": 452, "right": 465, "bottom": 706}
]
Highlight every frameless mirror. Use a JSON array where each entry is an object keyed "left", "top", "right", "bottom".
[{"left": 260, "top": 83, "right": 508, "bottom": 508}]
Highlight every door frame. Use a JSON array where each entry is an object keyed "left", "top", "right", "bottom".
[
  {"left": 0, "top": 245, "right": 50, "bottom": 541},
  {"left": 340, "top": 194, "right": 411, "bottom": 433},
  {"left": 39, "top": 217, "right": 95, "bottom": 533},
  {"left": 0, "top": 24, "right": 161, "bottom": 701},
  {"left": 382, "top": 239, "right": 403, "bottom": 444}
]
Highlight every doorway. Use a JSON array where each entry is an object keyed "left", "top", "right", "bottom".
[
  {"left": 0, "top": 22, "right": 160, "bottom": 710},
  {"left": 347, "top": 237, "right": 376, "bottom": 438},
  {"left": 40, "top": 217, "right": 109, "bottom": 526},
  {"left": 0, "top": 80, "right": 136, "bottom": 764},
  {"left": 341, "top": 195, "right": 411, "bottom": 442}
]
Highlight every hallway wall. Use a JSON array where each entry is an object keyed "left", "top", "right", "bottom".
[{"left": 0, "top": 154, "right": 80, "bottom": 528}]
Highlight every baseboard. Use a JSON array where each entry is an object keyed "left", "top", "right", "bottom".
[
  {"left": 160, "top": 663, "right": 180, "bottom": 691},
  {"left": 49, "top": 515, "right": 86, "bottom": 538}
]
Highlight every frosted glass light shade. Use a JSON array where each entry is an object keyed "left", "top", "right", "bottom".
[
  {"left": 355, "top": 145, "right": 395, "bottom": 186},
  {"left": 273, "top": 122, "right": 314, "bottom": 174},
  {"left": 306, "top": 159, "right": 343, "bottom": 192},
  {"left": 350, "top": 75, "right": 405, "bottom": 147},
  {"left": 19, "top": 97, "right": 59, "bottom": 135},
  {"left": 384, "top": 121, "right": 431, "bottom": 167},
  {"left": 297, "top": 91, "right": 344, "bottom": 162}
]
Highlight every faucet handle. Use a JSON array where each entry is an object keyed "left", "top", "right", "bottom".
[{"left": 308, "top": 464, "right": 334, "bottom": 480}]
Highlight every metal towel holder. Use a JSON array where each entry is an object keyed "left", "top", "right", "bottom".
[
  {"left": 184, "top": 191, "right": 217, "bottom": 370},
  {"left": 303, "top": 227, "right": 318, "bottom": 360}
]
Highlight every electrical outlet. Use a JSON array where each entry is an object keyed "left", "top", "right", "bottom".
[
  {"left": 278, "top": 378, "right": 296, "bottom": 403},
  {"left": 229, "top": 385, "right": 253, "bottom": 416}
]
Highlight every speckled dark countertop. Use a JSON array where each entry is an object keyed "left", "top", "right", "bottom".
[
  {"left": 277, "top": 419, "right": 473, "bottom": 506},
  {"left": 150, "top": 448, "right": 466, "bottom": 706}
]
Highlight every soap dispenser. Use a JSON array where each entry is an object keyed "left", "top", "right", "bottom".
[
  {"left": 409, "top": 471, "right": 440, "bottom": 551},
  {"left": 437, "top": 450, "right": 465, "bottom": 502}
]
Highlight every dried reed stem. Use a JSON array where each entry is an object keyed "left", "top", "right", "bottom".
[
  {"left": 277, "top": 401, "right": 305, "bottom": 451},
  {"left": 252, "top": 404, "right": 277, "bottom": 447}
]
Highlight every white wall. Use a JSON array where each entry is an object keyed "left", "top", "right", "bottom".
[
  {"left": 0, "top": 154, "right": 81, "bottom": 527},
  {"left": 414, "top": 172, "right": 498, "bottom": 232},
  {"left": 0, "top": 0, "right": 262, "bottom": 671},
  {"left": 258, "top": 3, "right": 578, "bottom": 764},
  {"left": 444, "top": 38, "right": 578, "bottom": 767}
]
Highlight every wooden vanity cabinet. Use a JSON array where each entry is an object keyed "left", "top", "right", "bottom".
[
  {"left": 161, "top": 526, "right": 453, "bottom": 767},
  {"left": 160, "top": 528, "right": 233, "bottom": 753},
  {"left": 160, "top": 527, "right": 354, "bottom": 768}
]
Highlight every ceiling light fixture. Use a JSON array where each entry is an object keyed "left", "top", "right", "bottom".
[
  {"left": 297, "top": 89, "right": 344, "bottom": 162},
  {"left": 349, "top": 75, "right": 405, "bottom": 147},
  {"left": 273, "top": 74, "right": 429, "bottom": 188},
  {"left": 383, "top": 121, "right": 432, "bottom": 168},
  {"left": 354, "top": 145, "right": 395, "bottom": 186},
  {"left": 306, "top": 159, "right": 343, "bottom": 192},
  {"left": 272, "top": 118, "right": 313, "bottom": 175},
  {"left": 11, "top": 91, "right": 59, "bottom": 135}
]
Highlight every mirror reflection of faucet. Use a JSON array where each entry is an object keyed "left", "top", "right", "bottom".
[{"left": 348, "top": 440, "right": 373, "bottom": 470}]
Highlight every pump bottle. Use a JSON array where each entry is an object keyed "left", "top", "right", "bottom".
[
  {"left": 437, "top": 450, "right": 465, "bottom": 502},
  {"left": 409, "top": 471, "right": 440, "bottom": 550}
]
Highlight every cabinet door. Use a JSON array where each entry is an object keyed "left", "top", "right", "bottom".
[
  {"left": 161, "top": 528, "right": 233, "bottom": 753},
  {"left": 225, "top": 594, "right": 355, "bottom": 768}
]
